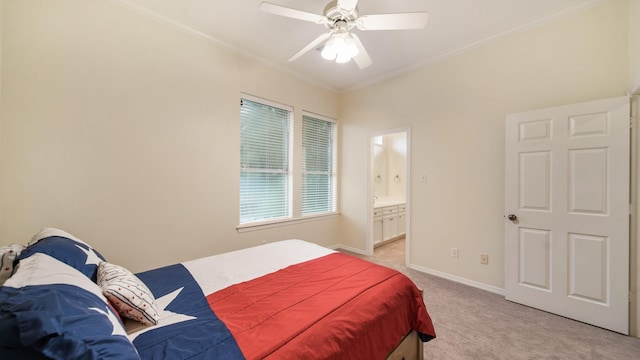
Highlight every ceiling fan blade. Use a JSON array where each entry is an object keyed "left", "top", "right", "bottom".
[
  {"left": 288, "top": 32, "right": 332, "bottom": 62},
  {"left": 356, "top": 12, "right": 429, "bottom": 30},
  {"left": 259, "top": 2, "right": 326, "bottom": 24},
  {"left": 337, "top": 0, "right": 359, "bottom": 12},
  {"left": 350, "top": 33, "right": 372, "bottom": 69}
]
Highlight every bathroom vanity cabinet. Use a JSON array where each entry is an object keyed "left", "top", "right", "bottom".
[{"left": 373, "top": 202, "right": 406, "bottom": 247}]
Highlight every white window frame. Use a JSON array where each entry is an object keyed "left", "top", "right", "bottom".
[
  {"left": 237, "top": 95, "right": 339, "bottom": 232},
  {"left": 301, "top": 111, "right": 338, "bottom": 217}
]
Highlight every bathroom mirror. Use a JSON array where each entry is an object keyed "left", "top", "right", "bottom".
[{"left": 372, "top": 133, "right": 406, "bottom": 202}]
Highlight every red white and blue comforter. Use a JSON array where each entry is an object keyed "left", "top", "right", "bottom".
[{"left": 128, "top": 240, "right": 436, "bottom": 360}]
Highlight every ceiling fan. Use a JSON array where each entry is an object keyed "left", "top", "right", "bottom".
[{"left": 259, "top": 0, "right": 429, "bottom": 69}]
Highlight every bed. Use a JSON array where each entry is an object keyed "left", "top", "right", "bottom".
[{"left": 0, "top": 228, "right": 436, "bottom": 359}]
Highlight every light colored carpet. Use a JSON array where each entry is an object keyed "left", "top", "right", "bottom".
[{"left": 342, "top": 239, "right": 640, "bottom": 360}]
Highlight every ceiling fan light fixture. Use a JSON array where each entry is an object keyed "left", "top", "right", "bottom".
[
  {"left": 321, "top": 37, "right": 338, "bottom": 60},
  {"left": 321, "top": 47, "right": 337, "bottom": 60},
  {"left": 321, "top": 32, "right": 359, "bottom": 64},
  {"left": 260, "top": 0, "right": 429, "bottom": 70},
  {"left": 345, "top": 34, "right": 359, "bottom": 57}
]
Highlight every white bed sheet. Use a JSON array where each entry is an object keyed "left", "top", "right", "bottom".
[{"left": 182, "top": 239, "right": 336, "bottom": 296}]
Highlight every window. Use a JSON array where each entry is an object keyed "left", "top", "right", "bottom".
[
  {"left": 239, "top": 96, "right": 293, "bottom": 224},
  {"left": 239, "top": 95, "right": 338, "bottom": 227},
  {"left": 302, "top": 113, "right": 337, "bottom": 216}
]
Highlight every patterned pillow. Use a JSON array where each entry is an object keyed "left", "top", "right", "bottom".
[
  {"left": 0, "top": 253, "right": 139, "bottom": 359},
  {"left": 97, "top": 262, "right": 160, "bottom": 326},
  {"left": 0, "top": 244, "right": 24, "bottom": 285},
  {"left": 19, "top": 228, "right": 106, "bottom": 281}
]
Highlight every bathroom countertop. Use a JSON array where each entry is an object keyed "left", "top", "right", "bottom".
[{"left": 373, "top": 198, "right": 406, "bottom": 208}]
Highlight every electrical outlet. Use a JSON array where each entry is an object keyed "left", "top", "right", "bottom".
[
  {"left": 451, "top": 248, "right": 459, "bottom": 258},
  {"left": 480, "top": 254, "right": 489, "bottom": 265}
]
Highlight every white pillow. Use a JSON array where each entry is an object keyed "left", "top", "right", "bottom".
[
  {"left": 0, "top": 244, "right": 25, "bottom": 285},
  {"left": 97, "top": 262, "right": 160, "bottom": 325}
]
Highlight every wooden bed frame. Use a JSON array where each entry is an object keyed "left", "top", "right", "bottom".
[
  {"left": 387, "top": 330, "right": 424, "bottom": 360},
  {"left": 387, "top": 288, "right": 426, "bottom": 360}
]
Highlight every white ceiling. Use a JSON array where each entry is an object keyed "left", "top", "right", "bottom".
[{"left": 113, "top": 0, "right": 602, "bottom": 91}]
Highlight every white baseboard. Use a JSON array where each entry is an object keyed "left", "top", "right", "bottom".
[
  {"left": 332, "top": 244, "right": 505, "bottom": 296},
  {"left": 331, "top": 244, "right": 369, "bottom": 256},
  {"left": 408, "top": 263, "right": 506, "bottom": 296}
]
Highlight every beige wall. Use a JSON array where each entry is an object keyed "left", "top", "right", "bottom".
[
  {"left": 630, "top": 0, "right": 640, "bottom": 340},
  {"left": 340, "top": 0, "right": 628, "bottom": 290},
  {"left": 0, "top": 0, "right": 339, "bottom": 272},
  {"left": 631, "top": 0, "right": 640, "bottom": 94},
  {"left": 0, "top": 0, "right": 3, "bottom": 226}
]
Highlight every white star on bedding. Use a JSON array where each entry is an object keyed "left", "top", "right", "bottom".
[
  {"left": 75, "top": 244, "right": 102, "bottom": 266},
  {"left": 90, "top": 306, "right": 128, "bottom": 337},
  {"left": 127, "top": 287, "right": 196, "bottom": 341}
]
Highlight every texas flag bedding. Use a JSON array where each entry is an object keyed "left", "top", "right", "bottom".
[
  {"left": 1, "top": 232, "right": 435, "bottom": 360},
  {"left": 130, "top": 242, "right": 436, "bottom": 360},
  {"left": 130, "top": 263, "right": 244, "bottom": 359}
]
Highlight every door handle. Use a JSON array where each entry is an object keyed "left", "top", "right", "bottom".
[{"left": 507, "top": 214, "right": 517, "bottom": 221}]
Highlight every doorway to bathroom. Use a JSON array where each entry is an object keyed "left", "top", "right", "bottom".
[{"left": 368, "top": 128, "right": 410, "bottom": 265}]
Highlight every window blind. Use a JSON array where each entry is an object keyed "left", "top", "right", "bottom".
[
  {"left": 240, "top": 97, "right": 293, "bottom": 224},
  {"left": 301, "top": 113, "right": 337, "bottom": 215}
]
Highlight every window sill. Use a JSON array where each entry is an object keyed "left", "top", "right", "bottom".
[{"left": 237, "top": 212, "right": 340, "bottom": 233}]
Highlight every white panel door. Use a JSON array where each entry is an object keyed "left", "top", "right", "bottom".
[{"left": 505, "top": 96, "right": 630, "bottom": 334}]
